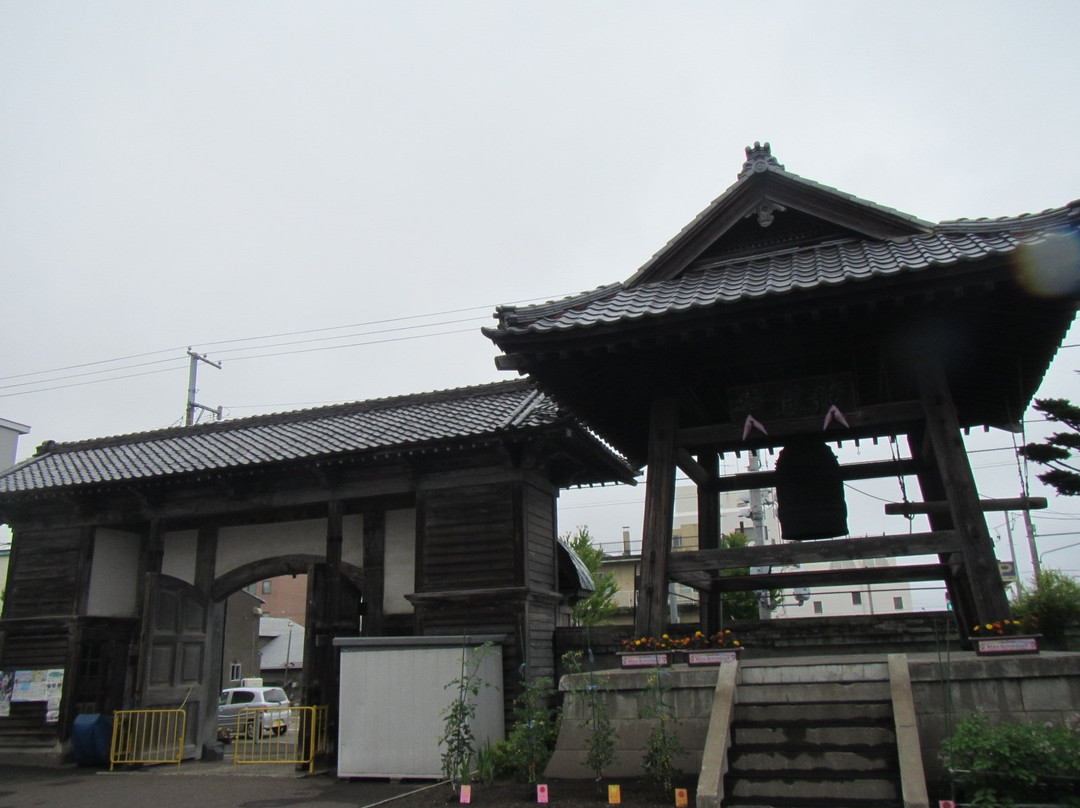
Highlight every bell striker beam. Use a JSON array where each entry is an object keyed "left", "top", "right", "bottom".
[
  {"left": 635, "top": 397, "right": 680, "bottom": 639},
  {"left": 916, "top": 363, "right": 1011, "bottom": 623}
]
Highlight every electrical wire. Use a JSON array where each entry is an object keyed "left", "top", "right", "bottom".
[{"left": 0, "top": 292, "right": 574, "bottom": 399}]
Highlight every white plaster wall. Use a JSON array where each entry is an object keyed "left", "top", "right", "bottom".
[
  {"left": 86, "top": 528, "right": 140, "bottom": 617},
  {"left": 217, "top": 516, "right": 364, "bottom": 578},
  {"left": 218, "top": 518, "right": 326, "bottom": 576},
  {"left": 342, "top": 514, "right": 363, "bottom": 569},
  {"left": 384, "top": 508, "right": 416, "bottom": 615},
  {"left": 162, "top": 529, "right": 198, "bottom": 585}
]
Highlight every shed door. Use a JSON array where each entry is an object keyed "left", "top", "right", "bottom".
[{"left": 142, "top": 576, "right": 210, "bottom": 759}]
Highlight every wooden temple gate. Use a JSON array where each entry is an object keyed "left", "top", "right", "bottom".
[{"left": 0, "top": 381, "right": 633, "bottom": 758}]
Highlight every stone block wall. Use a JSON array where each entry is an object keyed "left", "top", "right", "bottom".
[
  {"left": 907, "top": 653, "right": 1080, "bottom": 793},
  {"left": 546, "top": 666, "right": 720, "bottom": 780}
]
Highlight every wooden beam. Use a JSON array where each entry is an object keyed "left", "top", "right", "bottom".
[
  {"left": 676, "top": 401, "right": 925, "bottom": 450},
  {"left": 672, "top": 563, "right": 950, "bottom": 593},
  {"left": 906, "top": 426, "right": 977, "bottom": 633},
  {"left": 635, "top": 398, "right": 680, "bottom": 639},
  {"left": 675, "top": 448, "right": 712, "bottom": 488},
  {"left": 917, "top": 362, "right": 1011, "bottom": 622},
  {"left": 884, "top": 497, "right": 1048, "bottom": 516},
  {"left": 668, "top": 531, "right": 959, "bottom": 574},
  {"left": 407, "top": 586, "right": 530, "bottom": 603},
  {"left": 711, "top": 457, "right": 918, "bottom": 493}
]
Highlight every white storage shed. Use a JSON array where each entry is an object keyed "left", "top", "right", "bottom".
[{"left": 334, "top": 635, "right": 505, "bottom": 779}]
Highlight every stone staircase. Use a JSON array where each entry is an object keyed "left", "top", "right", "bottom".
[{"left": 722, "top": 660, "right": 903, "bottom": 808}]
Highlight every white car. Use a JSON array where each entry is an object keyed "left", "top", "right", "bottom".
[{"left": 217, "top": 686, "right": 290, "bottom": 740}]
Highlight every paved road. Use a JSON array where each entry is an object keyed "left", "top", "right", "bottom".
[{"left": 0, "top": 763, "right": 440, "bottom": 808}]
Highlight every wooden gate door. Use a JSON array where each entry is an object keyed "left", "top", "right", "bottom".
[{"left": 140, "top": 575, "right": 212, "bottom": 759}]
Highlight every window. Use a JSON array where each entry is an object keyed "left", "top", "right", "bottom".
[
  {"left": 232, "top": 690, "right": 255, "bottom": 704},
  {"left": 893, "top": 596, "right": 904, "bottom": 610},
  {"left": 78, "top": 642, "right": 103, "bottom": 680},
  {"left": 813, "top": 601, "right": 824, "bottom": 615},
  {"left": 261, "top": 581, "right": 272, "bottom": 595},
  {"left": 851, "top": 592, "right": 862, "bottom": 606},
  {"left": 230, "top": 662, "right": 242, "bottom": 682}
]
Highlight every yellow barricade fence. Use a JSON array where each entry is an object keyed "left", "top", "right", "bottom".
[
  {"left": 231, "top": 705, "right": 328, "bottom": 772},
  {"left": 109, "top": 708, "right": 187, "bottom": 771}
]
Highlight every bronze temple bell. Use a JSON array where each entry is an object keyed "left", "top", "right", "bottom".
[{"left": 774, "top": 439, "right": 849, "bottom": 540}]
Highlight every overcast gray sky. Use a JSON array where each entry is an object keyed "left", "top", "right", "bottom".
[{"left": 2, "top": 2, "right": 1078, "bottom": 598}]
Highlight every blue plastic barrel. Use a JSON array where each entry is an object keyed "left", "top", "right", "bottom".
[{"left": 71, "top": 713, "right": 113, "bottom": 766}]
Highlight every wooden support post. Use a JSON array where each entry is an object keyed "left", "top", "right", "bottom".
[
  {"left": 635, "top": 398, "right": 679, "bottom": 639},
  {"left": 696, "top": 452, "right": 721, "bottom": 635},
  {"left": 194, "top": 525, "right": 222, "bottom": 756},
  {"left": 133, "top": 517, "right": 164, "bottom": 707},
  {"left": 194, "top": 524, "right": 218, "bottom": 595},
  {"left": 907, "top": 427, "right": 976, "bottom": 632},
  {"left": 361, "top": 509, "right": 386, "bottom": 637},
  {"left": 916, "top": 364, "right": 1011, "bottom": 624},
  {"left": 325, "top": 500, "right": 344, "bottom": 737}
]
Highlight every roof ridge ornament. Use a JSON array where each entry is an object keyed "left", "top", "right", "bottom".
[{"left": 738, "top": 141, "right": 784, "bottom": 179}]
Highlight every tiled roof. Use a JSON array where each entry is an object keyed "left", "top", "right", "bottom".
[
  {"left": 0, "top": 380, "right": 599, "bottom": 494},
  {"left": 488, "top": 204, "right": 1080, "bottom": 337}
]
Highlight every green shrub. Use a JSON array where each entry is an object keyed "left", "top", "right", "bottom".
[
  {"left": 1012, "top": 568, "right": 1080, "bottom": 647},
  {"left": 939, "top": 712, "right": 1080, "bottom": 806}
]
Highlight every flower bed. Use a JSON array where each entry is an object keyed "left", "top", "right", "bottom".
[
  {"left": 619, "top": 631, "right": 741, "bottom": 667},
  {"left": 970, "top": 617, "right": 1041, "bottom": 655}
]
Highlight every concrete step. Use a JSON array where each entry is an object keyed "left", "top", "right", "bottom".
[
  {"left": 733, "top": 724, "right": 896, "bottom": 747},
  {"left": 739, "top": 662, "right": 890, "bottom": 687},
  {"left": 737, "top": 681, "right": 892, "bottom": 704},
  {"left": 733, "top": 700, "right": 893, "bottom": 725},
  {"left": 725, "top": 772, "right": 901, "bottom": 803},
  {"left": 729, "top": 747, "right": 895, "bottom": 773}
]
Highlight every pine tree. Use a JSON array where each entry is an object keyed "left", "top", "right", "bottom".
[{"left": 1019, "top": 398, "right": 1080, "bottom": 497}]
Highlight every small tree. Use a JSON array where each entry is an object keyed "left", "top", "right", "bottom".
[
  {"left": 1019, "top": 397, "right": 1080, "bottom": 496},
  {"left": 640, "top": 667, "right": 683, "bottom": 795},
  {"left": 439, "top": 643, "right": 496, "bottom": 791},
  {"left": 563, "top": 651, "right": 618, "bottom": 791},
  {"left": 1012, "top": 568, "right": 1080, "bottom": 647},
  {"left": 504, "top": 676, "right": 558, "bottom": 783},
  {"left": 719, "top": 531, "right": 783, "bottom": 619},
  {"left": 564, "top": 526, "right": 619, "bottom": 626}
]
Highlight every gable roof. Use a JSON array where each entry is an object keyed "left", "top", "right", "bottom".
[
  {"left": 487, "top": 143, "right": 1079, "bottom": 343},
  {"left": 0, "top": 379, "right": 635, "bottom": 497},
  {"left": 625, "top": 142, "right": 934, "bottom": 288},
  {"left": 484, "top": 144, "right": 1079, "bottom": 461},
  {"left": 488, "top": 206, "right": 1078, "bottom": 341}
]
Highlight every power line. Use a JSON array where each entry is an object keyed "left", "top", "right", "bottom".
[
  {"left": 0, "top": 365, "right": 186, "bottom": 399},
  {"left": 0, "top": 293, "right": 565, "bottom": 399},
  {"left": 3, "top": 300, "right": 1076, "bottom": 406}
]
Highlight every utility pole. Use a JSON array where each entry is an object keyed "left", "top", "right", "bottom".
[
  {"left": 748, "top": 450, "right": 772, "bottom": 620},
  {"left": 1021, "top": 505, "right": 1041, "bottom": 583},
  {"left": 185, "top": 348, "right": 223, "bottom": 426}
]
